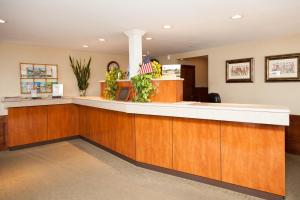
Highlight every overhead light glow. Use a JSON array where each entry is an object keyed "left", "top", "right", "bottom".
[
  {"left": 145, "top": 37, "right": 153, "bottom": 40},
  {"left": 82, "top": 45, "right": 89, "bottom": 48},
  {"left": 163, "top": 25, "right": 172, "bottom": 29},
  {"left": 0, "top": 19, "right": 6, "bottom": 24},
  {"left": 231, "top": 14, "right": 243, "bottom": 20},
  {"left": 99, "top": 38, "right": 105, "bottom": 42}
]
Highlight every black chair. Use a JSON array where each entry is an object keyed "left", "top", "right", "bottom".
[{"left": 207, "top": 93, "right": 221, "bottom": 103}]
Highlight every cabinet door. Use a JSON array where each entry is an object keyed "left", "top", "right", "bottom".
[
  {"left": 221, "top": 122, "right": 285, "bottom": 196},
  {"left": 135, "top": 115, "right": 173, "bottom": 169},
  {"left": 115, "top": 112, "right": 135, "bottom": 159},
  {"left": 97, "top": 109, "right": 115, "bottom": 150},
  {"left": 173, "top": 118, "right": 221, "bottom": 180},
  {"left": 8, "top": 106, "right": 48, "bottom": 147},
  {"left": 47, "top": 104, "right": 79, "bottom": 140}
]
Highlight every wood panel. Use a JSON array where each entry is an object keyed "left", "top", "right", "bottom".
[
  {"left": 100, "top": 80, "right": 183, "bottom": 103},
  {"left": 286, "top": 115, "right": 300, "bottom": 155},
  {"left": 115, "top": 112, "right": 135, "bottom": 159},
  {"left": 97, "top": 109, "right": 116, "bottom": 150},
  {"left": 47, "top": 104, "right": 79, "bottom": 140},
  {"left": 135, "top": 115, "right": 173, "bottom": 168},
  {"left": 8, "top": 106, "right": 48, "bottom": 147},
  {"left": 151, "top": 80, "right": 183, "bottom": 102},
  {"left": 173, "top": 118, "right": 221, "bottom": 180},
  {"left": 221, "top": 122, "right": 285, "bottom": 196},
  {"left": 78, "top": 106, "right": 88, "bottom": 137},
  {"left": 85, "top": 106, "right": 100, "bottom": 141},
  {"left": 0, "top": 116, "right": 7, "bottom": 150}
]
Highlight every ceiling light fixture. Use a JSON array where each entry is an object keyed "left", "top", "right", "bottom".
[
  {"left": 163, "top": 25, "right": 172, "bottom": 29},
  {"left": 82, "top": 45, "right": 89, "bottom": 48},
  {"left": 231, "top": 14, "right": 243, "bottom": 20},
  {"left": 145, "top": 37, "right": 153, "bottom": 40},
  {"left": 0, "top": 19, "right": 6, "bottom": 24},
  {"left": 99, "top": 38, "right": 105, "bottom": 42}
]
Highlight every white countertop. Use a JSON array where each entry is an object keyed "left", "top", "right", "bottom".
[{"left": 1, "top": 96, "right": 290, "bottom": 126}]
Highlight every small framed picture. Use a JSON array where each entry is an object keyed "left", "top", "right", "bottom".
[
  {"left": 116, "top": 87, "right": 131, "bottom": 101},
  {"left": 265, "top": 53, "right": 300, "bottom": 82},
  {"left": 226, "top": 58, "right": 253, "bottom": 83},
  {"left": 20, "top": 63, "right": 34, "bottom": 78}
]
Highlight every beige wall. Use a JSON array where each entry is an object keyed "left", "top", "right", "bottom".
[
  {"left": 158, "top": 34, "right": 300, "bottom": 115},
  {"left": 178, "top": 56, "right": 208, "bottom": 88},
  {"left": 0, "top": 42, "right": 128, "bottom": 114}
]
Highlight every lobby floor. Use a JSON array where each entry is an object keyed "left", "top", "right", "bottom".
[{"left": 0, "top": 139, "right": 299, "bottom": 200}]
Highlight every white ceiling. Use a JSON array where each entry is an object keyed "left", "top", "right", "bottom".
[{"left": 1, "top": 0, "right": 300, "bottom": 56}]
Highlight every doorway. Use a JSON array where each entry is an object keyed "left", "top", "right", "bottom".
[{"left": 178, "top": 56, "right": 208, "bottom": 101}]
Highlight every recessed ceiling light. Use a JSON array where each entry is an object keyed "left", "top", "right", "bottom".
[
  {"left": 231, "top": 14, "right": 243, "bottom": 20},
  {"left": 82, "top": 45, "right": 88, "bottom": 48},
  {"left": 163, "top": 25, "right": 172, "bottom": 29},
  {"left": 142, "top": 54, "right": 146, "bottom": 57},
  {"left": 0, "top": 19, "right": 6, "bottom": 24},
  {"left": 145, "top": 37, "right": 153, "bottom": 40},
  {"left": 99, "top": 38, "right": 105, "bottom": 42}
]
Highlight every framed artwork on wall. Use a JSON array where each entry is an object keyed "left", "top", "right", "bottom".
[
  {"left": 226, "top": 58, "right": 254, "bottom": 83},
  {"left": 20, "top": 63, "right": 58, "bottom": 94},
  {"left": 265, "top": 53, "right": 300, "bottom": 82}
]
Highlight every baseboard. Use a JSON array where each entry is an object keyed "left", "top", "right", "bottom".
[{"left": 8, "top": 135, "right": 80, "bottom": 151}]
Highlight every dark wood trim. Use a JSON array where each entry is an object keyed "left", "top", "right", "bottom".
[
  {"left": 265, "top": 53, "right": 300, "bottom": 82},
  {"left": 8, "top": 135, "right": 79, "bottom": 151},
  {"left": 0, "top": 116, "right": 7, "bottom": 150},
  {"left": 226, "top": 58, "right": 254, "bottom": 83},
  {"left": 286, "top": 114, "right": 300, "bottom": 155}
]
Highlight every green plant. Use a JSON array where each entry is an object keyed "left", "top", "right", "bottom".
[
  {"left": 104, "top": 68, "right": 124, "bottom": 100},
  {"left": 69, "top": 56, "right": 91, "bottom": 96},
  {"left": 131, "top": 74, "right": 155, "bottom": 102},
  {"left": 151, "top": 60, "right": 162, "bottom": 79}
]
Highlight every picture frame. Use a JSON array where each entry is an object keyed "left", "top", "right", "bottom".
[
  {"left": 20, "top": 63, "right": 58, "bottom": 94},
  {"left": 265, "top": 53, "right": 300, "bottom": 82},
  {"left": 116, "top": 87, "right": 131, "bottom": 101},
  {"left": 226, "top": 58, "right": 253, "bottom": 83}
]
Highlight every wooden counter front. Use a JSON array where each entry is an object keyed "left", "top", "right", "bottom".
[
  {"left": 100, "top": 79, "right": 183, "bottom": 103},
  {"left": 6, "top": 105, "right": 286, "bottom": 197}
]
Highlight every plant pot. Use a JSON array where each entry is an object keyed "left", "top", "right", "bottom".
[{"left": 79, "top": 90, "right": 86, "bottom": 96}]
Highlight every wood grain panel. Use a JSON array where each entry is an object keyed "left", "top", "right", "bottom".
[
  {"left": 173, "top": 118, "right": 221, "bottom": 180},
  {"left": 8, "top": 106, "right": 48, "bottom": 147},
  {"left": 78, "top": 106, "right": 88, "bottom": 137},
  {"left": 0, "top": 116, "right": 7, "bottom": 150},
  {"left": 85, "top": 106, "right": 100, "bottom": 141},
  {"left": 151, "top": 80, "right": 183, "bottom": 102},
  {"left": 286, "top": 115, "right": 300, "bottom": 155},
  {"left": 97, "top": 109, "right": 116, "bottom": 150},
  {"left": 115, "top": 112, "right": 135, "bottom": 159},
  {"left": 221, "top": 122, "right": 285, "bottom": 195},
  {"left": 135, "top": 115, "right": 173, "bottom": 168},
  {"left": 100, "top": 80, "right": 183, "bottom": 103},
  {"left": 47, "top": 104, "right": 79, "bottom": 140}
]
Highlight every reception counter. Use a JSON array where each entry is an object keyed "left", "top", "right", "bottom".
[{"left": 2, "top": 97, "right": 289, "bottom": 198}]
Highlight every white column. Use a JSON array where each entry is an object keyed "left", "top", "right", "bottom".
[{"left": 124, "top": 29, "right": 145, "bottom": 78}]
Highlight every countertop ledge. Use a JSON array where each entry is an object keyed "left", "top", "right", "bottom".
[{"left": 1, "top": 96, "right": 290, "bottom": 126}]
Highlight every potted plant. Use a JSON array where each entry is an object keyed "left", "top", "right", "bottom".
[{"left": 69, "top": 56, "right": 91, "bottom": 96}]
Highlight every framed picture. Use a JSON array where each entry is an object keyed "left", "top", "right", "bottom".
[
  {"left": 116, "top": 87, "right": 131, "bottom": 101},
  {"left": 265, "top": 53, "right": 300, "bottom": 82},
  {"left": 226, "top": 58, "right": 253, "bottom": 83},
  {"left": 20, "top": 63, "right": 58, "bottom": 94}
]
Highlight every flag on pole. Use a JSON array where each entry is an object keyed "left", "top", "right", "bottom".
[{"left": 140, "top": 56, "right": 153, "bottom": 74}]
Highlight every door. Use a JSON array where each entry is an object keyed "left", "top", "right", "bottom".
[{"left": 180, "top": 65, "right": 195, "bottom": 101}]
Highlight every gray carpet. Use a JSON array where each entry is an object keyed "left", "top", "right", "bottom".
[{"left": 0, "top": 139, "right": 299, "bottom": 200}]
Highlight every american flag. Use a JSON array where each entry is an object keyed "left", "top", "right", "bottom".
[{"left": 140, "top": 56, "right": 153, "bottom": 74}]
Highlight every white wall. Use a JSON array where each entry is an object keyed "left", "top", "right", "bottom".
[
  {"left": 158, "top": 34, "right": 300, "bottom": 115},
  {"left": 0, "top": 42, "right": 128, "bottom": 115}
]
